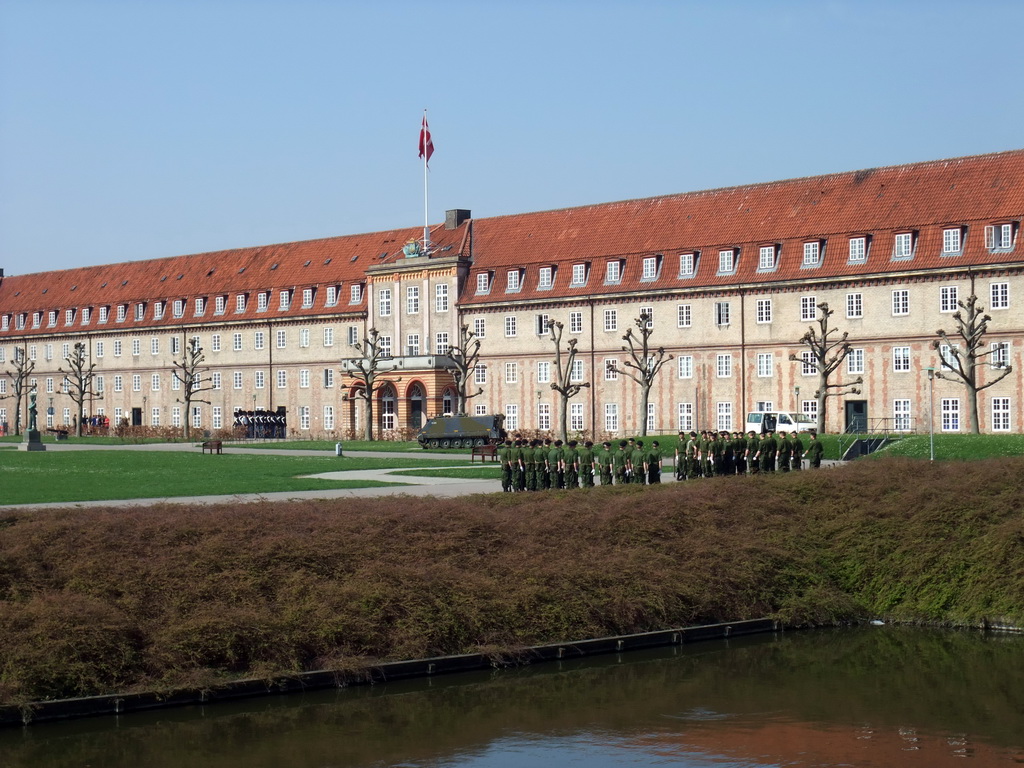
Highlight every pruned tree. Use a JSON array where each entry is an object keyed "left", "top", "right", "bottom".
[
  {"left": 788, "top": 302, "right": 862, "bottom": 434},
  {"left": 445, "top": 324, "right": 483, "bottom": 416},
  {"left": 171, "top": 337, "right": 213, "bottom": 439},
  {"left": 57, "top": 341, "right": 100, "bottom": 437},
  {"left": 547, "top": 319, "right": 590, "bottom": 442},
  {"left": 1, "top": 345, "right": 34, "bottom": 435},
  {"left": 615, "top": 311, "right": 674, "bottom": 436},
  {"left": 932, "top": 271, "right": 1013, "bottom": 434},
  {"left": 341, "top": 327, "right": 390, "bottom": 441}
]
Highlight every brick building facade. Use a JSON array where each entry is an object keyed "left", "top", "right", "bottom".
[{"left": 2, "top": 150, "right": 1022, "bottom": 437}]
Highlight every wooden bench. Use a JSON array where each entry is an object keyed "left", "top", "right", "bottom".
[
  {"left": 201, "top": 440, "right": 223, "bottom": 455},
  {"left": 471, "top": 444, "right": 498, "bottom": 463},
  {"left": 46, "top": 428, "right": 69, "bottom": 440}
]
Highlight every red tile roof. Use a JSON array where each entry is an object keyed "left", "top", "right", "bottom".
[
  {"left": 3, "top": 149, "right": 1023, "bottom": 336},
  {"left": 0, "top": 222, "right": 467, "bottom": 336},
  {"left": 461, "top": 149, "right": 1024, "bottom": 305}
]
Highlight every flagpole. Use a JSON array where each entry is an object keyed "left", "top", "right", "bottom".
[{"left": 422, "top": 109, "right": 429, "bottom": 251}]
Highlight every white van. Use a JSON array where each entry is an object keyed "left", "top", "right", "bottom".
[{"left": 745, "top": 411, "right": 816, "bottom": 435}]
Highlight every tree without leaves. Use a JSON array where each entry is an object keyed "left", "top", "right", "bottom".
[
  {"left": 341, "top": 328, "right": 391, "bottom": 441},
  {"left": 1, "top": 345, "right": 35, "bottom": 435},
  {"left": 445, "top": 324, "right": 483, "bottom": 416},
  {"left": 547, "top": 319, "right": 590, "bottom": 442},
  {"left": 615, "top": 312, "right": 674, "bottom": 437},
  {"left": 788, "top": 302, "right": 862, "bottom": 434},
  {"left": 932, "top": 271, "right": 1013, "bottom": 434},
  {"left": 170, "top": 337, "right": 213, "bottom": 440},
  {"left": 57, "top": 342, "right": 101, "bottom": 438}
]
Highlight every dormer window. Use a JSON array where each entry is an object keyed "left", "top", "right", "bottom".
[
  {"left": 678, "top": 252, "right": 697, "bottom": 277},
  {"left": 81, "top": 307, "right": 91, "bottom": 325},
  {"left": 257, "top": 291, "right": 269, "bottom": 312},
  {"left": 195, "top": 297, "right": 206, "bottom": 316},
  {"left": 302, "top": 288, "right": 314, "bottom": 308},
  {"left": 325, "top": 286, "right": 339, "bottom": 307},
  {"left": 538, "top": 266, "right": 554, "bottom": 290},
  {"left": 32, "top": 312, "right": 41, "bottom": 328},
  {"left": 236, "top": 294, "right": 247, "bottom": 313},
  {"left": 848, "top": 236, "right": 868, "bottom": 263},
  {"left": 476, "top": 272, "right": 491, "bottom": 294},
  {"left": 214, "top": 295, "right": 226, "bottom": 315},
  {"left": 893, "top": 231, "right": 916, "bottom": 259},
  {"left": 506, "top": 269, "right": 522, "bottom": 292},
  {"left": 985, "top": 222, "right": 1017, "bottom": 251},
  {"left": 1, "top": 314, "right": 9, "bottom": 331},
  {"left": 154, "top": 301, "right": 165, "bottom": 320},
  {"left": 99, "top": 306, "right": 109, "bottom": 324},
  {"left": 48, "top": 310, "right": 57, "bottom": 327},
  {"left": 570, "top": 263, "right": 588, "bottom": 286},
  {"left": 134, "top": 303, "right": 145, "bottom": 321},
  {"left": 116, "top": 304, "right": 127, "bottom": 322},
  {"left": 279, "top": 290, "right": 292, "bottom": 310},
  {"left": 641, "top": 255, "right": 660, "bottom": 281},
  {"left": 65, "top": 308, "right": 76, "bottom": 325},
  {"left": 802, "top": 240, "right": 824, "bottom": 267},
  {"left": 758, "top": 245, "right": 778, "bottom": 271},
  {"left": 173, "top": 300, "right": 185, "bottom": 318},
  {"left": 350, "top": 284, "right": 363, "bottom": 304},
  {"left": 605, "top": 260, "right": 622, "bottom": 284},
  {"left": 717, "top": 248, "right": 738, "bottom": 274},
  {"left": 16, "top": 313, "right": 26, "bottom": 330},
  {"left": 942, "top": 227, "right": 965, "bottom": 255}
]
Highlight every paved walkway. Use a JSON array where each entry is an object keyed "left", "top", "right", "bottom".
[{"left": 2, "top": 440, "right": 842, "bottom": 511}]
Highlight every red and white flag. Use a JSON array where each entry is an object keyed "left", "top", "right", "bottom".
[{"left": 418, "top": 115, "right": 434, "bottom": 166}]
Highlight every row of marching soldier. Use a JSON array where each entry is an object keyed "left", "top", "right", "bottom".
[
  {"left": 673, "top": 429, "right": 825, "bottom": 479},
  {"left": 497, "top": 437, "right": 668, "bottom": 492},
  {"left": 496, "top": 429, "right": 826, "bottom": 491}
]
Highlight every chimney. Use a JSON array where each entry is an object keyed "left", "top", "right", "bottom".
[{"left": 445, "top": 209, "right": 471, "bottom": 230}]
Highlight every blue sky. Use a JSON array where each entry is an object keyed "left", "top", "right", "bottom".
[{"left": 2, "top": 0, "right": 1023, "bottom": 276}]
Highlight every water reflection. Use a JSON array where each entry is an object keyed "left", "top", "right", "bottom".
[{"left": 1, "top": 627, "right": 1022, "bottom": 767}]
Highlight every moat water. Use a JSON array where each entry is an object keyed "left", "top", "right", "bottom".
[{"left": 2, "top": 626, "right": 1022, "bottom": 767}]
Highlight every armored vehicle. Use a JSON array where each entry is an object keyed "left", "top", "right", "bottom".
[{"left": 416, "top": 414, "right": 507, "bottom": 449}]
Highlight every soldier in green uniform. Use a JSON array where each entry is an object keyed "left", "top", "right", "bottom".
[
  {"left": 547, "top": 439, "right": 563, "bottom": 490},
  {"left": 647, "top": 440, "right": 662, "bottom": 484},
  {"left": 804, "top": 431, "right": 824, "bottom": 468},
  {"left": 685, "top": 432, "right": 698, "bottom": 479},
  {"left": 578, "top": 440, "right": 595, "bottom": 487},
  {"left": 524, "top": 439, "right": 539, "bottom": 491},
  {"left": 597, "top": 441, "right": 614, "bottom": 485},
  {"left": 498, "top": 438, "right": 513, "bottom": 492},
  {"left": 732, "top": 432, "right": 747, "bottom": 475},
  {"left": 564, "top": 440, "right": 580, "bottom": 489},
  {"left": 631, "top": 439, "right": 647, "bottom": 484},
  {"left": 508, "top": 439, "right": 523, "bottom": 491},
  {"left": 674, "top": 432, "right": 686, "bottom": 481},
  {"left": 791, "top": 431, "right": 804, "bottom": 471},
  {"left": 760, "top": 430, "right": 777, "bottom": 473},
  {"left": 613, "top": 440, "right": 629, "bottom": 484},
  {"left": 540, "top": 438, "right": 552, "bottom": 489},
  {"left": 745, "top": 430, "right": 759, "bottom": 474},
  {"left": 718, "top": 430, "right": 732, "bottom": 475},
  {"left": 776, "top": 431, "right": 791, "bottom": 472}
]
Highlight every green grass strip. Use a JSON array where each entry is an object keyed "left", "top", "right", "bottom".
[{"left": 0, "top": 452, "right": 467, "bottom": 505}]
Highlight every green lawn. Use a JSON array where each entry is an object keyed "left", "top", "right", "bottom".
[
  {"left": 0, "top": 452, "right": 468, "bottom": 505},
  {"left": 869, "top": 433, "right": 1024, "bottom": 460}
]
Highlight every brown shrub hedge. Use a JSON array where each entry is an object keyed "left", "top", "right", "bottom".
[{"left": 1, "top": 456, "right": 1022, "bottom": 704}]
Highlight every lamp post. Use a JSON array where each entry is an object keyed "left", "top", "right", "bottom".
[
  {"left": 143, "top": 396, "right": 147, "bottom": 427},
  {"left": 925, "top": 367, "right": 935, "bottom": 461},
  {"left": 793, "top": 385, "right": 800, "bottom": 413}
]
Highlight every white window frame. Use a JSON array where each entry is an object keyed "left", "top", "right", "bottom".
[
  {"left": 941, "top": 398, "right": 960, "bottom": 432},
  {"left": 604, "top": 403, "right": 619, "bottom": 433},
  {"left": 758, "top": 245, "right": 777, "bottom": 270},
  {"left": 435, "top": 283, "right": 449, "bottom": 312},
  {"left": 893, "top": 399, "right": 912, "bottom": 432},
  {"left": 505, "top": 316, "right": 517, "bottom": 337},
  {"left": 406, "top": 286, "right": 420, "bottom": 315},
  {"left": 605, "top": 261, "right": 621, "bottom": 284},
  {"left": 756, "top": 352, "right": 774, "bottom": 377},
  {"left": 892, "top": 346, "right": 911, "bottom": 372},
  {"left": 846, "top": 292, "right": 863, "bottom": 319},
  {"left": 892, "top": 289, "right": 910, "bottom": 316},
  {"left": 992, "top": 397, "right": 1011, "bottom": 432},
  {"left": 800, "top": 296, "right": 817, "bottom": 322},
  {"left": 677, "top": 355, "right": 693, "bottom": 379},
  {"left": 603, "top": 309, "right": 618, "bottom": 332},
  {"left": 756, "top": 298, "right": 772, "bottom": 324},
  {"left": 718, "top": 248, "right": 736, "bottom": 273},
  {"left": 504, "top": 362, "right": 518, "bottom": 384},
  {"left": 847, "top": 348, "right": 865, "bottom": 375},
  {"left": 940, "top": 286, "right": 958, "bottom": 313},
  {"left": 942, "top": 227, "right": 963, "bottom": 254},
  {"left": 678, "top": 252, "right": 695, "bottom": 276},
  {"left": 802, "top": 241, "right": 821, "bottom": 266},
  {"left": 893, "top": 232, "right": 914, "bottom": 259},
  {"left": 716, "top": 353, "right": 732, "bottom": 378},
  {"left": 990, "top": 282, "right": 1009, "bottom": 310}
]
